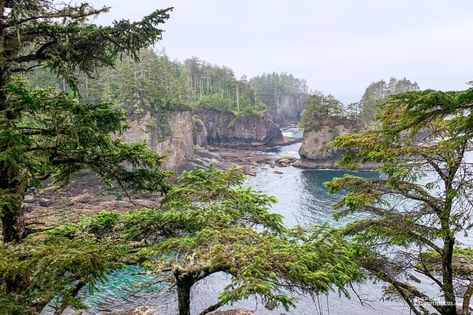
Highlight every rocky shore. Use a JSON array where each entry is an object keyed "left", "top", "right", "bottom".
[{"left": 19, "top": 135, "right": 298, "bottom": 233}]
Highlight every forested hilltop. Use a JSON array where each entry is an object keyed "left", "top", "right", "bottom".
[
  {"left": 297, "top": 77, "right": 419, "bottom": 167},
  {"left": 299, "top": 77, "right": 419, "bottom": 132},
  {"left": 28, "top": 49, "right": 308, "bottom": 120},
  {"left": 250, "top": 73, "right": 309, "bottom": 125}
]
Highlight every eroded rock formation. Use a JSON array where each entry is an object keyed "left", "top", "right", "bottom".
[
  {"left": 195, "top": 110, "right": 283, "bottom": 147},
  {"left": 124, "top": 110, "right": 284, "bottom": 172},
  {"left": 297, "top": 116, "right": 363, "bottom": 168},
  {"left": 269, "top": 93, "right": 307, "bottom": 126}
]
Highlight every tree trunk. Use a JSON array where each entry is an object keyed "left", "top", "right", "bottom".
[
  {"left": 199, "top": 300, "right": 225, "bottom": 315},
  {"left": 1, "top": 202, "right": 25, "bottom": 242},
  {"left": 462, "top": 280, "right": 473, "bottom": 315},
  {"left": 442, "top": 237, "right": 457, "bottom": 315},
  {"left": 0, "top": 193, "right": 26, "bottom": 243},
  {"left": 176, "top": 275, "right": 193, "bottom": 315},
  {"left": 0, "top": 4, "right": 25, "bottom": 243},
  {"left": 0, "top": 170, "right": 26, "bottom": 242}
]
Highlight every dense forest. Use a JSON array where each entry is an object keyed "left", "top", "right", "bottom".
[
  {"left": 29, "top": 49, "right": 308, "bottom": 118},
  {"left": 250, "top": 72, "right": 308, "bottom": 106}
]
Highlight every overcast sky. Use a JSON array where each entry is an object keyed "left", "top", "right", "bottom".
[{"left": 88, "top": 0, "right": 473, "bottom": 103}]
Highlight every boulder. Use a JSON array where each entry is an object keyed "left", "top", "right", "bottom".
[
  {"left": 38, "top": 198, "right": 51, "bottom": 207},
  {"left": 274, "top": 156, "right": 297, "bottom": 167}
]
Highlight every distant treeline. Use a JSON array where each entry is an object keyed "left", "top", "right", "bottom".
[
  {"left": 28, "top": 50, "right": 418, "bottom": 123},
  {"left": 28, "top": 49, "right": 308, "bottom": 117},
  {"left": 250, "top": 72, "right": 309, "bottom": 109},
  {"left": 299, "top": 77, "right": 419, "bottom": 130}
]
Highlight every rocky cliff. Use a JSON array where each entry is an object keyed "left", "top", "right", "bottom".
[
  {"left": 123, "top": 111, "right": 196, "bottom": 172},
  {"left": 297, "top": 116, "right": 363, "bottom": 168},
  {"left": 194, "top": 110, "right": 283, "bottom": 147},
  {"left": 124, "top": 109, "right": 283, "bottom": 171},
  {"left": 269, "top": 93, "right": 307, "bottom": 126}
]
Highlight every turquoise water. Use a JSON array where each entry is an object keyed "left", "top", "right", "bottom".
[{"left": 81, "top": 266, "right": 167, "bottom": 309}]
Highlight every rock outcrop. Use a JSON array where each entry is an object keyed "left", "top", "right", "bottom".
[
  {"left": 124, "top": 111, "right": 196, "bottom": 172},
  {"left": 195, "top": 110, "right": 283, "bottom": 147},
  {"left": 124, "top": 109, "right": 284, "bottom": 172},
  {"left": 298, "top": 116, "right": 363, "bottom": 168},
  {"left": 268, "top": 93, "right": 307, "bottom": 126}
]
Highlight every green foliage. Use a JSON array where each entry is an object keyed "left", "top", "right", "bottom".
[
  {"left": 124, "top": 168, "right": 362, "bottom": 314},
  {"left": 194, "top": 93, "right": 234, "bottom": 111},
  {"left": 0, "top": 166, "right": 365, "bottom": 314},
  {"left": 1, "top": 2, "right": 171, "bottom": 89},
  {"left": 13, "top": 168, "right": 361, "bottom": 315},
  {"left": 29, "top": 50, "right": 267, "bottom": 117},
  {"left": 356, "top": 77, "right": 419, "bottom": 122},
  {"left": 250, "top": 72, "right": 309, "bottom": 109},
  {"left": 299, "top": 93, "right": 345, "bottom": 131},
  {"left": 0, "top": 230, "right": 126, "bottom": 315},
  {"left": 0, "top": 78, "right": 170, "bottom": 193},
  {"left": 327, "top": 87, "right": 473, "bottom": 315},
  {"left": 0, "top": 1, "right": 172, "bottom": 242}
]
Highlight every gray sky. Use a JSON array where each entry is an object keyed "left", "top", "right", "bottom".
[{"left": 89, "top": 0, "right": 473, "bottom": 103}]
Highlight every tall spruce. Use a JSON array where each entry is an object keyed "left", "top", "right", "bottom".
[
  {"left": 326, "top": 88, "right": 473, "bottom": 314},
  {"left": 0, "top": 1, "right": 172, "bottom": 242}
]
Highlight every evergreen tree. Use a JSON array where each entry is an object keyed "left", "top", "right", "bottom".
[
  {"left": 16, "top": 168, "right": 362, "bottom": 315},
  {"left": 357, "top": 77, "right": 419, "bottom": 122},
  {"left": 28, "top": 51, "right": 268, "bottom": 117},
  {"left": 0, "top": 222, "right": 127, "bottom": 314},
  {"left": 250, "top": 72, "right": 308, "bottom": 114},
  {"left": 327, "top": 88, "right": 473, "bottom": 315},
  {"left": 0, "top": 1, "right": 172, "bottom": 242},
  {"left": 299, "top": 93, "right": 344, "bottom": 131}
]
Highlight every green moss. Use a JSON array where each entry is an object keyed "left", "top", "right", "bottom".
[{"left": 192, "top": 115, "right": 204, "bottom": 134}]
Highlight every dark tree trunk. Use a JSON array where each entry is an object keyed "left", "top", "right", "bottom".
[
  {"left": 176, "top": 275, "right": 194, "bottom": 315},
  {"left": 1, "top": 193, "right": 26, "bottom": 243},
  {"left": 1, "top": 201, "right": 25, "bottom": 242},
  {"left": 0, "top": 166, "right": 26, "bottom": 242},
  {"left": 0, "top": 18, "right": 25, "bottom": 242},
  {"left": 442, "top": 237, "right": 457, "bottom": 315}
]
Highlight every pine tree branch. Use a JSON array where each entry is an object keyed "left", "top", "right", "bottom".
[{"left": 5, "top": 5, "right": 110, "bottom": 28}]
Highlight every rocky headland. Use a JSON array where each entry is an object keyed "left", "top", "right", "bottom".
[{"left": 296, "top": 115, "right": 363, "bottom": 168}]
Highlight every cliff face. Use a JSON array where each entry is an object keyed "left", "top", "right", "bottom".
[
  {"left": 194, "top": 110, "right": 283, "bottom": 147},
  {"left": 298, "top": 116, "right": 362, "bottom": 167},
  {"left": 124, "top": 111, "right": 195, "bottom": 172},
  {"left": 124, "top": 109, "right": 283, "bottom": 171},
  {"left": 264, "top": 93, "right": 307, "bottom": 126}
]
